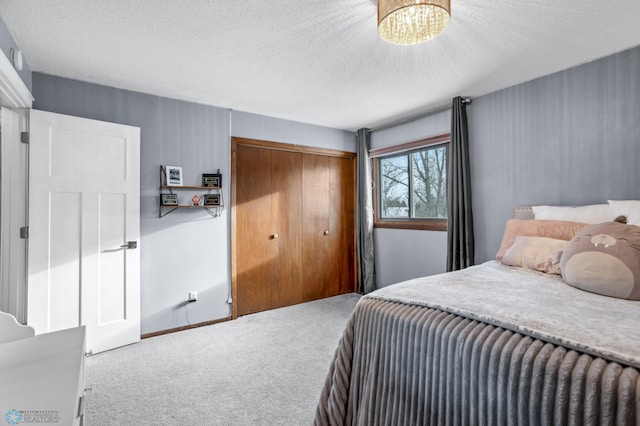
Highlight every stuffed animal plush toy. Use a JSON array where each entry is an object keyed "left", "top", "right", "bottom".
[{"left": 560, "top": 216, "right": 640, "bottom": 300}]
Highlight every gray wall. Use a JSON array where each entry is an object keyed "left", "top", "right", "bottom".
[
  {"left": 232, "top": 110, "right": 354, "bottom": 151},
  {"left": 28, "top": 44, "right": 640, "bottom": 326},
  {"left": 470, "top": 46, "right": 640, "bottom": 262},
  {"left": 0, "top": 18, "right": 32, "bottom": 91},
  {"left": 32, "top": 73, "right": 354, "bottom": 334},
  {"left": 371, "top": 110, "right": 450, "bottom": 287},
  {"left": 372, "top": 45, "right": 640, "bottom": 288}
]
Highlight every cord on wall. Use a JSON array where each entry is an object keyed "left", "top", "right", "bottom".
[{"left": 185, "top": 302, "right": 192, "bottom": 325}]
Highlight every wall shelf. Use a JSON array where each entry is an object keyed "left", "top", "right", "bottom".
[
  {"left": 161, "top": 185, "right": 221, "bottom": 190},
  {"left": 159, "top": 166, "right": 223, "bottom": 218}
]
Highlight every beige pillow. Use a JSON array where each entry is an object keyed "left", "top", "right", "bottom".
[
  {"left": 608, "top": 200, "right": 640, "bottom": 225},
  {"left": 501, "top": 236, "right": 568, "bottom": 274},
  {"left": 532, "top": 204, "right": 613, "bottom": 224},
  {"left": 496, "top": 219, "right": 588, "bottom": 260}
]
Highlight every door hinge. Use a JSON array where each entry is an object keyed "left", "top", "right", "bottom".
[
  {"left": 20, "top": 131, "right": 29, "bottom": 144},
  {"left": 120, "top": 241, "right": 138, "bottom": 250},
  {"left": 78, "top": 395, "right": 85, "bottom": 418},
  {"left": 19, "top": 226, "right": 28, "bottom": 239}
]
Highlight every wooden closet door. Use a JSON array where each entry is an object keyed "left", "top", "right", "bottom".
[
  {"left": 302, "top": 154, "right": 332, "bottom": 301},
  {"left": 233, "top": 138, "right": 355, "bottom": 317},
  {"left": 270, "top": 151, "right": 303, "bottom": 309},
  {"left": 302, "top": 154, "right": 356, "bottom": 301},
  {"left": 329, "top": 156, "right": 356, "bottom": 295},
  {"left": 235, "top": 145, "right": 303, "bottom": 315},
  {"left": 235, "top": 145, "right": 274, "bottom": 316}
]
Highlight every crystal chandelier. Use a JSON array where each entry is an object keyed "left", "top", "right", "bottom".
[{"left": 378, "top": 0, "right": 451, "bottom": 45}]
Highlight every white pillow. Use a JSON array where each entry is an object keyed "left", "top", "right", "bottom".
[
  {"left": 532, "top": 204, "right": 612, "bottom": 224},
  {"left": 608, "top": 200, "right": 640, "bottom": 225}
]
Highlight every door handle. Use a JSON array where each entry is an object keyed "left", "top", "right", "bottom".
[
  {"left": 323, "top": 230, "right": 329, "bottom": 235},
  {"left": 271, "top": 233, "right": 279, "bottom": 239},
  {"left": 120, "top": 241, "right": 138, "bottom": 249}
]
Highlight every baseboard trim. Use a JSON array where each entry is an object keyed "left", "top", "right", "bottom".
[{"left": 141, "top": 316, "right": 232, "bottom": 339}]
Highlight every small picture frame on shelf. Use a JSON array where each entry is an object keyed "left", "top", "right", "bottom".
[
  {"left": 203, "top": 193, "right": 221, "bottom": 206},
  {"left": 160, "top": 193, "right": 178, "bottom": 206},
  {"left": 165, "top": 165, "right": 183, "bottom": 186},
  {"left": 202, "top": 173, "right": 222, "bottom": 188}
]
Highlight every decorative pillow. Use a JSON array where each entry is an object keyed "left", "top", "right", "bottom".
[
  {"left": 496, "top": 219, "right": 588, "bottom": 260},
  {"left": 560, "top": 221, "right": 640, "bottom": 300},
  {"left": 532, "top": 204, "right": 613, "bottom": 224},
  {"left": 500, "top": 236, "right": 568, "bottom": 274},
  {"left": 608, "top": 200, "right": 640, "bottom": 225}
]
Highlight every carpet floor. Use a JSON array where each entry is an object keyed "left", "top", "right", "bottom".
[{"left": 84, "top": 293, "right": 360, "bottom": 425}]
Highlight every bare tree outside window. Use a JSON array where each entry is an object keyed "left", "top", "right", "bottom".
[
  {"left": 379, "top": 144, "right": 447, "bottom": 220},
  {"left": 380, "top": 155, "right": 408, "bottom": 218},
  {"left": 412, "top": 146, "right": 447, "bottom": 218}
]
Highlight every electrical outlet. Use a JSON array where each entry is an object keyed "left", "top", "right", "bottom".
[{"left": 188, "top": 291, "right": 198, "bottom": 302}]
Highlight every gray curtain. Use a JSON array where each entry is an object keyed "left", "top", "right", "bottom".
[
  {"left": 446, "top": 97, "right": 474, "bottom": 271},
  {"left": 356, "top": 128, "right": 375, "bottom": 293}
]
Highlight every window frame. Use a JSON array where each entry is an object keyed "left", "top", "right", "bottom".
[{"left": 371, "top": 133, "right": 449, "bottom": 231}]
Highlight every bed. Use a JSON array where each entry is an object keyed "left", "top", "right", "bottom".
[{"left": 315, "top": 204, "right": 640, "bottom": 425}]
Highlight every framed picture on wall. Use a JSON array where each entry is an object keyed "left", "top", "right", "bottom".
[
  {"left": 160, "top": 193, "right": 178, "bottom": 206},
  {"left": 204, "top": 193, "right": 221, "bottom": 206},
  {"left": 202, "top": 174, "right": 220, "bottom": 188},
  {"left": 202, "top": 172, "right": 222, "bottom": 188},
  {"left": 165, "top": 165, "right": 183, "bottom": 186}
]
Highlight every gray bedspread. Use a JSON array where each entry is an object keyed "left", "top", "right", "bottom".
[{"left": 315, "top": 262, "right": 640, "bottom": 425}]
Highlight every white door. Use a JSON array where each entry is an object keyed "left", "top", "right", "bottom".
[
  {"left": 0, "top": 107, "right": 28, "bottom": 323},
  {"left": 28, "top": 109, "right": 140, "bottom": 354}
]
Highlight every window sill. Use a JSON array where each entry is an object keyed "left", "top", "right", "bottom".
[{"left": 374, "top": 219, "right": 447, "bottom": 231}]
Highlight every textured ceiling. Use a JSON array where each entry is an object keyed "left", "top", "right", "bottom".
[{"left": 1, "top": 0, "right": 640, "bottom": 131}]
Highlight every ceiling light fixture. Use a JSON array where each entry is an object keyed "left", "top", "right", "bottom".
[{"left": 378, "top": 0, "right": 451, "bottom": 45}]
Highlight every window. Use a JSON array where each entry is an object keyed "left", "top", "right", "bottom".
[{"left": 372, "top": 134, "right": 449, "bottom": 231}]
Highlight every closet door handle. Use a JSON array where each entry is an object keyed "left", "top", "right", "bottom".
[
  {"left": 323, "top": 230, "right": 329, "bottom": 235},
  {"left": 271, "top": 233, "right": 279, "bottom": 239}
]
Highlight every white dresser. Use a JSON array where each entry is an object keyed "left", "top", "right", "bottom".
[{"left": 0, "top": 322, "right": 86, "bottom": 426}]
